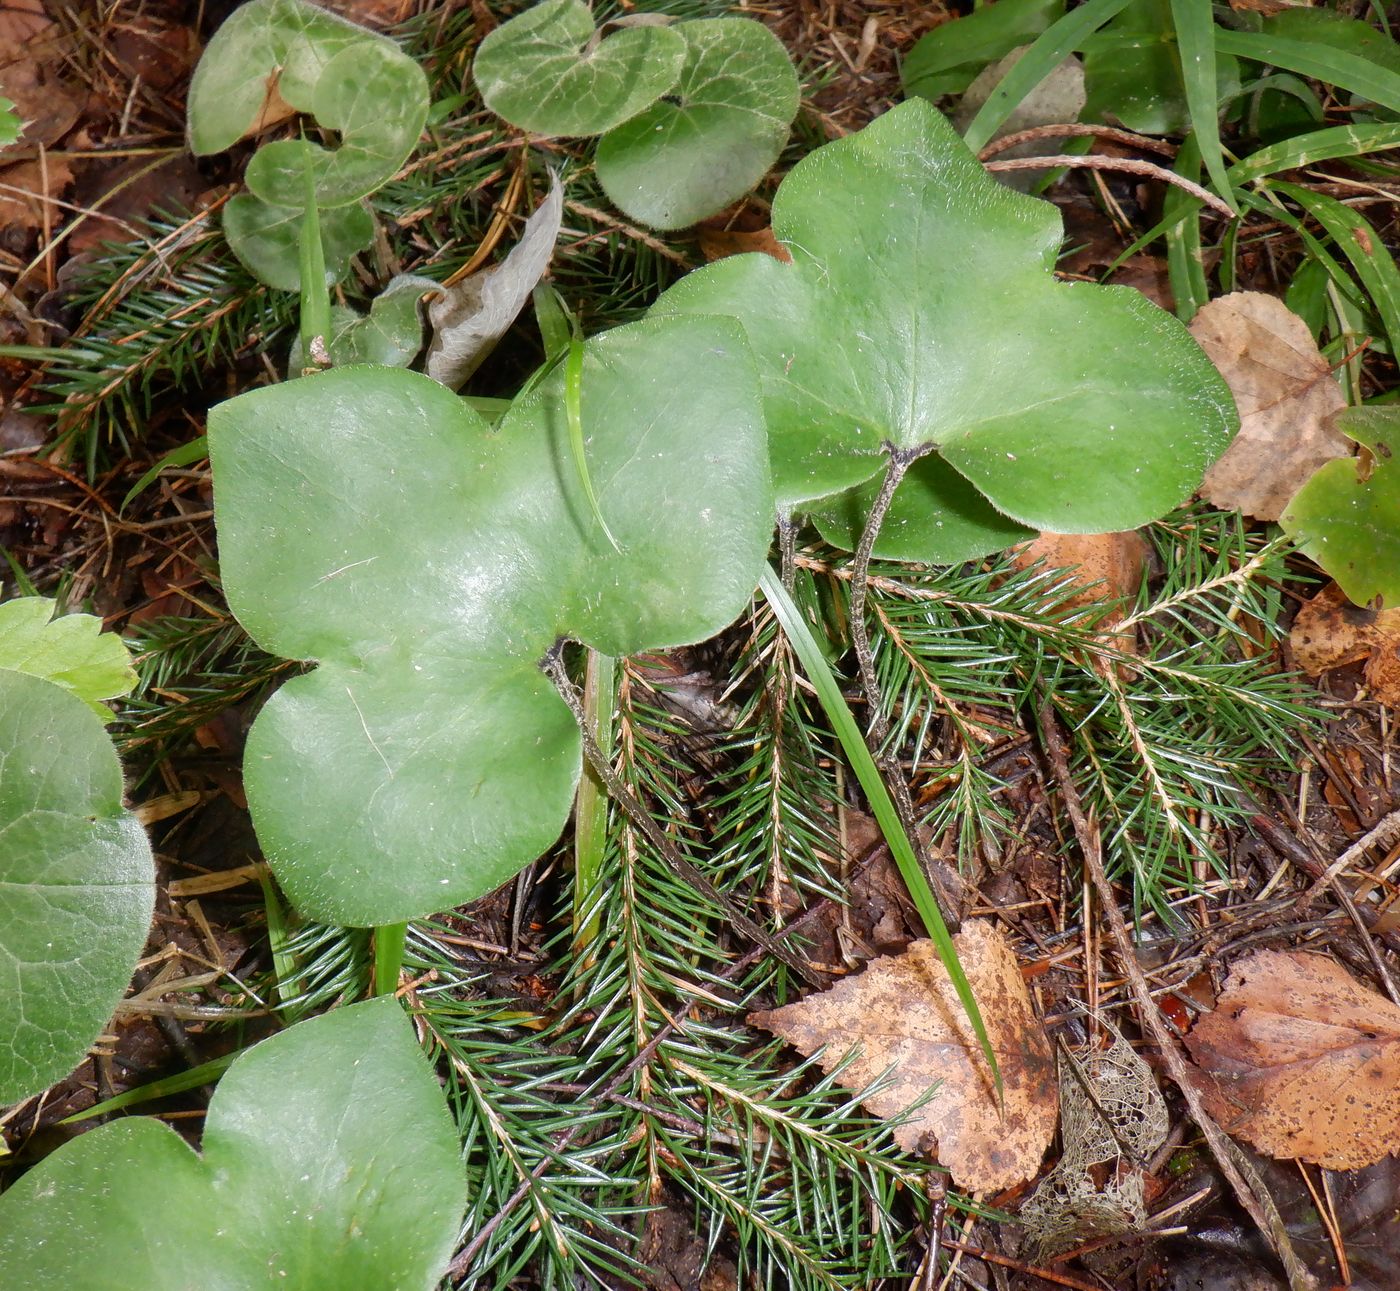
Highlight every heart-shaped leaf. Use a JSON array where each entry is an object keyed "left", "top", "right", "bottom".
[
  {"left": 0, "top": 998, "right": 467, "bottom": 1289},
  {"left": 0, "top": 670, "right": 153, "bottom": 1105},
  {"left": 473, "top": 0, "right": 686, "bottom": 138},
  {"left": 595, "top": 18, "right": 799, "bottom": 230},
  {"left": 210, "top": 315, "right": 771, "bottom": 926},
  {"left": 188, "top": 0, "right": 427, "bottom": 287},
  {"left": 0, "top": 596, "right": 137, "bottom": 716},
  {"left": 653, "top": 99, "right": 1236, "bottom": 561},
  {"left": 1282, "top": 406, "right": 1400, "bottom": 609}
]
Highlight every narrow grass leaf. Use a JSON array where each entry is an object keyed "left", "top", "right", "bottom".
[
  {"left": 962, "top": 0, "right": 1135, "bottom": 154},
  {"left": 758, "top": 565, "right": 1000, "bottom": 1094},
  {"left": 1215, "top": 29, "right": 1400, "bottom": 117},
  {"left": 1165, "top": 133, "right": 1208, "bottom": 320},
  {"left": 1169, "top": 0, "right": 1238, "bottom": 213}
]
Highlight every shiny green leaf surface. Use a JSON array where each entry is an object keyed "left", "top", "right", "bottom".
[
  {"left": 0, "top": 670, "right": 153, "bottom": 1105},
  {"left": 653, "top": 100, "right": 1236, "bottom": 556},
  {"left": 473, "top": 0, "right": 685, "bottom": 137},
  {"left": 1282, "top": 407, "right": 1400, "bottom": 609},
  {"left": 902, "top": 0, "right": 1064, "bottom": 103},
  {"left": 595, "top": 18, "right": 799, "bottom": 230},
  {"left": 210, "top": 317, "right": 771, "bottom": 925},
  {"left": 0, "top": 999, "right": 467, "bottom": 1290}
]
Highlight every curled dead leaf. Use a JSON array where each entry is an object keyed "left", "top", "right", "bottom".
[
  {"left": 1290, "top": 581, "right": 1400, "bottom": 707},
  {"left": 696, "top": 224, "right": 791, "bottom": 264},
  {"left": 1186, "top": 948, "right": 1400, "bottom": 1170},
  {"left": 750, "top": 919, "right": 1058, "bottom": 1193},
  {"left": 1189, "top": 291, "right": 1350, "bottom": 520}
]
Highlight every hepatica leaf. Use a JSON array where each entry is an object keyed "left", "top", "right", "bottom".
[
  {"left": 1282, "top": 406, "right": 1400, "bottom": 609},
  {"left": 653, "top": 100, "right": 1237, "bottom": 562},
  {"left": 0, "top": 670, "right": 153, "bottom": 1105},
  {"left": 187, "top": 0, "right": 427, "bottom": 287},
  {"left": 210, "top": 316, "right": 771, "bottom": 926},
  {"left": 0, "top": 998, "right": 467, "bottom": 1290},
  {"left": 595, "top": 18, "right": 799, "bottom": 231},
  {"left": 473, "top": 0, "right": 686, "bottom": 138},
  {"left": 0, "top": 596, "right": 137, "bottom": 716}
]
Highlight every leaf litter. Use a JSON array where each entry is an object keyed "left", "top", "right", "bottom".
[
  {"left": 1290, "top": 580, "right": 1400, "bottom": 707},
  {"left": 1189, "top": 291, "right": 1351, "bottom": 520},
  {"left": 750, "top": 918, "right": 1058, "bottom": 1194},
  {"left": 1186, "top": 947, "right": 1400, "bottom": 1170}
]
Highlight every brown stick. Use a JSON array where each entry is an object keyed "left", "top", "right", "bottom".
[
  {"left": 978, "top": 122, "right": 1178, "bottom": 160},
  {"left": 1036, "top": 704, "right": 1317, "bottom": 1291},
  {"left": 984, "top": 153, "right": 1236, "bottom": 219}
]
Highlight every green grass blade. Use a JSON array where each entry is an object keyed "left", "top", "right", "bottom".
[
  {"left": 121, "top": 435, "right": 208, "bottom": 513},
  {"left": 298, "top": 162, "right": 330, "bottom": 367},
  {"left": 1169, "top": 0, "right": 1238, "bottom": 213},
  {"left": 1164, "top": 133, "right": 1209, "bottom": 321},
  {"left": 573, "top": 649, "right": 614, "bottom": 957},
  {"left": 962, "top": 0, "right": 1136, "bottom": 154},
  {"left": 372, "top": 921, "right": 408, "bottom": 997},
  {"left": 59, "top": 1052, "right": 237, "bottom": 1123},
  {"left": 1228, "top": 120, "right": 1400, "bottom": 183},
  {"left": 1270, "top": 179, "right": 1400, "bottom": 354},
  {"left": 565, "top": 337, "right": 623, "bottom": 554},
  {"left": 758, "top": 565, "right": 1000, "bottom": 1094},
  {"left": 1215, "top": 29, "right": 1400, "bottom": 117}
]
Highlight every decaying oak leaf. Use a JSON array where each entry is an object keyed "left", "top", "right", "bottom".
[
  {"left": 1009, "top": 530, "right": 1149, "bottom": 658},
  {"left": 1189, "top": 291, "right": 1350, "bottom": 520},
  {"left": 1290, "top": 581, "right": 1400, "bottom": 707},
  {"left": 750, "top": 919, "right": 1057, "bottom": 1193},
  {"left": 1186, "top": 948, "right": 1400, "bottom": 1170}
]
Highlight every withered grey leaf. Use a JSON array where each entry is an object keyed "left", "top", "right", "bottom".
[{"left": 425, "top": 174, "right": 563, "bottom": 389}]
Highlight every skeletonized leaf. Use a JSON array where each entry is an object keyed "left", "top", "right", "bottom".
[
  {"left": 750, "top": 920, "right": 1058, "bottom": 1193},
  {"left": 1188, "top": 291, "right": 1350, "bottom": 521},
  {"left": 425, "top": 175, "right": 563, "bottom": 389},
  {"left": 0, "top": 596, "right": 136, "bottom": 716},
  {"left": 1187, "top": 948, "right": 1400, "bottom": 1170}
]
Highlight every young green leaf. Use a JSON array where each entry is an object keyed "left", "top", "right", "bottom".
[
  {"left": 1282, "top": 407, "right": 1400, "bottom": 609},
  {"left": 209, "top": 316, "right": 771, "bottom": 926},
  {"left": 222, "top": 192, "right": 375, "bottom": 293},
  {"left": 0, "top": 596, "right": 137, "bottom": 715},
  {"left": 0, "top": 96, "right": 19, "bottom": 147},
  {"left": 653, "top": 100, "right": 1237, "bottom": 560},
  {"left": 473, "top": 0, "right": 686, "bottom": 137},
  {"left": 902, "top": 0, "right": 1065, "bottom": 103},
  {"left": 0, "top": 670, "right": 153, "bottom": 1105},
  {"left": 595, "top": 18, "right": 799, "bottom": 230},
  {"left": 0, "top": 999, "right": 467, "bottom": 1290}
]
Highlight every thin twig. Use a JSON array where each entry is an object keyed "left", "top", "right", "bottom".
[
  {"left": 978, "top": 122, "right": 1178, "bottom": 160},
  {"left": 1036, "top": 703, "right": 1317, "bottom": 1291},
  {"left": 542, "top": 646, "right": 824, "bottom": 988},
  {"left": 984, "top": 154, "right": 1236, "bottom": 219}
]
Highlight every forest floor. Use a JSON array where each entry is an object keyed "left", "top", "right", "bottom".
[{"left": 3, "top": 2, "right": 1400, "bottom": 1289}]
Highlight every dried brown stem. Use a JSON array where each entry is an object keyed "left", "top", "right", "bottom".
[
  {"left": 977, "top": 122, "right": 1178, "bottom": 160},
  {"left": 983, "top": 154, "right": 1236, "bottom": 219}
]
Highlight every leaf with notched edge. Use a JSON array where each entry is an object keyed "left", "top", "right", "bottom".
[
  {"left": 1186, "top": 948, "right": 1400, "bottom": 1170},
  {"left": 750, "top": 919, "right": 1057, "bottom": 1193}
]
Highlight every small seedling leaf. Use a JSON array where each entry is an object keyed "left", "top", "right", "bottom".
[
  {"left": 654, "top": 100, "right": 1236, "bottom": 559},
  {"left": 0, "top": 999, "right": 467, "bottom": 1288},
  {"left": 0, "top": 670, "right": 153, "bottom": 1105},
  {"left": 210, "top": 316, "right": 771, "bottom": 926},
  {"left": 0, "top": 596, "right": 137, "bottom": 715},
  {"left": 1282, "top": 407, "right": 1400, "bottom": 609},
  {"left": 595, "top": 18, "right": 799, "bottom": 230},
  {"left": 473, "top": 0, "right": 686, "bottom": 138}
]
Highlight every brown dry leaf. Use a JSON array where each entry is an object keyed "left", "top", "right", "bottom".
[
  {"left": 1010, "top": 530, "right": 1148, "bottom": 657},
  {"left": 0, "top": 0, "right": 53, "bottom": 63},
  {"left": 1189, "top": 291, "right": 1350, "bottom": 520},
  {"left": 1186, "top": 948, "right": 1400, "bottom": 1170},
  {"left": 0, "top": 155, "right": 72, "bottom": 233},
  {"left": 0, "top": 60, "right": 79, "bottom": 152},
  {"left": 1290, "top": 580, "right": 1400, "bottom": 706},
  {"left": 750, "top": 919, "right": 1058, "bottom": 1193},
  {"left": 696, "top": 225, "right": 791, "bottom": 263}
]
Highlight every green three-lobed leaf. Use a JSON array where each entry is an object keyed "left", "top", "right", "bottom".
[
  {"left": 0, "top": 669, "right": 152, "bottom": 1106},
  {"left": 0, "top": 999, "right": 467, "bottom": 1290},
  {"left": 653, "top": 99, "right": 1238, "bottom": 563},
  {"left": 210, "top": 316, "right": 772, "bottom": 926}
]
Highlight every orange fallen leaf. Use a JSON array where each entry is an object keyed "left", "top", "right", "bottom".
[
  {"left": 0, "top": 155, "right": 72, "bottom": 232},
  {"left": 1009, "top": 530, "right": 1149, "bottom": 658},
  {"left": 696, "top": 225, "right": 791, "bottom": 264},
  {"left": 1186, "top": 948, "right": 1400, "bottom": 1170},
  {"left": 1290, "top": 580, "right": 1400, "bottom": 707},
  {"left": 750, "top": 919, "right": 1058, "bottom": 1193},
  {"left": 1189, "top": 291, "right": 1350, "bottom": 520}
]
